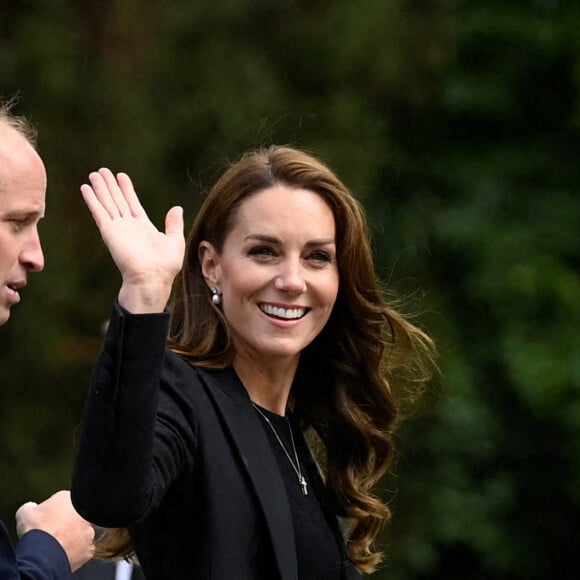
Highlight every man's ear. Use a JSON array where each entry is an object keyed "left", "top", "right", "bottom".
[{"left": 198, "top": 241, "right": 221, "bottom": 289}]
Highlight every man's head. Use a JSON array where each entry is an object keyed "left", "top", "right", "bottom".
[{"left": 0, "top": 99, "right": 46, "bottom": 325}]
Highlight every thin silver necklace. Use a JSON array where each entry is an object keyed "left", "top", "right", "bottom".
[{"left": 252, "top": 402, "right": 308, "bottom": 496}]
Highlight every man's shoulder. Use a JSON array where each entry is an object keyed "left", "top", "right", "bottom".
[{"left": 0, "top": 519, "right": 17, "bottom": 578}]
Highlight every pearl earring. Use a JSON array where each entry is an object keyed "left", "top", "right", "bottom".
[{"left": 210, "top": 288, "right": 221, "bottom": 305}]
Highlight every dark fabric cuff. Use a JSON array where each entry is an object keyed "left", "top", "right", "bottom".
[
  {"left": 109, "top": 300, "right": 170, "bottom": 358},
  {"left": 16, "top": 530, "right": 72, "bottom": 580}
]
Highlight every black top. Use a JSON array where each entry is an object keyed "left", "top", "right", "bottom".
[
  {"left": 74, "top": 560, "right": 145, "bottom": 579},
  {"left": 253, "top": 405, "right": 345, "bottom": 580}
]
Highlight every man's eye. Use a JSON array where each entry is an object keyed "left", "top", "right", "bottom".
[{"left": 9, "top": 219, "right": 28, "bottom": 231}]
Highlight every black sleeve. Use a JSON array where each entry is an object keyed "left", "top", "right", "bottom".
[{"left": 71, "top": 302, "right": 197, "bottom": 527}]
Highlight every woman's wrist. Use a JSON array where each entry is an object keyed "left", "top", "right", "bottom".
[{"left": 117, "top": 281, "right": 173, "bottom": 314}]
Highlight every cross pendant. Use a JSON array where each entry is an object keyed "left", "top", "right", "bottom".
[{"left": 299, "top": 476, "right": 308, "bottom": 496}]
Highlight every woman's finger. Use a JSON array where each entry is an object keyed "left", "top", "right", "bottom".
[
  {"left": 98, "top": 168, "right": 131, "bottom": 217},
  {"left": 84, "top": 170, "right": 123, "bottom": 220},
  {"left": 117, "top": 172, "right": 145, "bottom": 218}
]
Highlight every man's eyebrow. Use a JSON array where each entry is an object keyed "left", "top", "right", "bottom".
[{"left": 3, "top": 208, "right": 45, "bottom": 220}]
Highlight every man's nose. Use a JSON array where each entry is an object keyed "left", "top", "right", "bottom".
[{"left": 20, "top": 228, "right": 45, "bottom": 272}]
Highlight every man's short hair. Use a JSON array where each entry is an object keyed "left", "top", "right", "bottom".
[{"left": 0, "top": 95, "right": 38, "bottom": 147}]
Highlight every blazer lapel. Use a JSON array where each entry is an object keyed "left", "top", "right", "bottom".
[{"left": 196, "top": 367, "right": 299, "bottom": 580}]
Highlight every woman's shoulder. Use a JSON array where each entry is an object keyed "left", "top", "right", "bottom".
[
  {"left": 162, "top": 349, "right": 207, "bottom": 388},
  {"left": 161, "top": 353, "right": 237, "bottom": 400},
  {"left": 164, "top": 350, "right": 226, "bottom": 378},
  {"left": 162, "top": 360, "right": 248, "bottom": 404}
]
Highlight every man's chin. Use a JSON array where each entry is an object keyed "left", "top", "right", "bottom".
[{"left": 0, "top": 306, "right": 11, "bottom": 326}]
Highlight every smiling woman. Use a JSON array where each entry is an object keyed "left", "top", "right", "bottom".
[
  {"left": 71, "top": 145, "right": 436, "bottom": 580},
  {"left": 198, "top": 184, "right": 339, "bottom": 381}
]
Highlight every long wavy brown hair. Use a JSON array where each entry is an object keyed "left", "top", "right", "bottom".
[{"left": 95, "top": 146, "right": 436, "bottom": 573}]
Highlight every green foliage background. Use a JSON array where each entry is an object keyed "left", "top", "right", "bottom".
[{"left": 1, "top": 1, "right": 579, "bottom": 578}]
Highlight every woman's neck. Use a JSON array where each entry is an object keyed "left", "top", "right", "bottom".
[{"left": 233, "top": 354, "right": 298, "bottom": 416}]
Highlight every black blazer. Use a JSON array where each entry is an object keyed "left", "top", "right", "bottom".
[
  {"left": 74, "top": 560, "right": 144, "bottom": 580},
  {"left": 72, "top": 303, "right": 361, "bottom": 580}
]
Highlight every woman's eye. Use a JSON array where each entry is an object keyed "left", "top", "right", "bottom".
[
  {"left": 248, "top": 246, "right": 275, "bottom": 258},
  {"left": 309, "top": 250, "right": 333, "bottom": 263}
]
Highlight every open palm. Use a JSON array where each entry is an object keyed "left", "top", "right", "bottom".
[{"left": 81, "top": 168, "right": 185, "bottom": 312}]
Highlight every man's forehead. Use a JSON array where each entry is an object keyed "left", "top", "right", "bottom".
[
  {"left": 0, "top": 196, "right": 45, "bottom": 214},
  {"left": 0, "top": 121, "right": 46, "bottom": 198},
  {"left": 0, "top": 130, "right": 30, "bottom": 161}
]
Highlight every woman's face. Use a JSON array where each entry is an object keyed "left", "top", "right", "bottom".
[{"left": 201, "top": 184, "right": 339, "bottom": 369}]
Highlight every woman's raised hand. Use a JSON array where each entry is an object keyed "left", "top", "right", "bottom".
[{"left": 81, "top": 168, "right": 185, "bottom": 313}]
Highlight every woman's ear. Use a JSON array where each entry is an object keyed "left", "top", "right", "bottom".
[{"left": 199, "top": 241, "right": 221, "bottom": 289}]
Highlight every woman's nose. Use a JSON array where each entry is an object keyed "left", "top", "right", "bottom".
[{"left": 273, "top": 259, "right": 306, "bottom": 294}]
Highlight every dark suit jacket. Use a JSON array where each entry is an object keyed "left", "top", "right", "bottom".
[
  {"left": 0, "top": 519, "right": 72, "bottom": 580},
  {"left": 72, "top": 303, "right": 361, "bottom": 580}
]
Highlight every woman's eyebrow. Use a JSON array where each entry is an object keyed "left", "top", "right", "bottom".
[
  {"left": 243, "top": 234, "right": 335, "bottom": 246},
  {"left": 244, "top": 233, "right": 280, "bottom": 243},
  {"left": 304, "top": 239, "right": 335, "bottom": 247}
]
